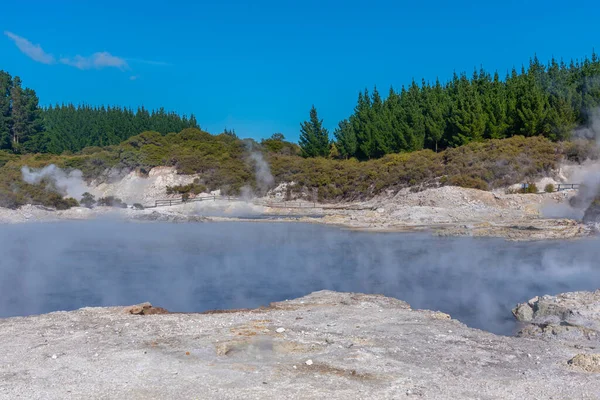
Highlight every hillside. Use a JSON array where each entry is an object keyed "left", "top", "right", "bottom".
[{"left": 0, "top": 128, "right": 595, "bottom": 209}]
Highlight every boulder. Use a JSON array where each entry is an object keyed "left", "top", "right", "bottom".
[{"left": 513, "top": 290, "right": 600, "bottom": 344}]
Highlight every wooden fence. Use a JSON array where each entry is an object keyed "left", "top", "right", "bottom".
[
  {"left": 148, "top": 195, "right": 238, "bottom": 208},
  {"left": 147, "top": 195, "right": 320, "bottom": 209},
  {"left": 556, "top": 183, "right": 580, "bottom": 191}
]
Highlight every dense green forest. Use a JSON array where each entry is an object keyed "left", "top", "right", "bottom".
[
  {"left": 0, "top": 70, "right": 199, "bottom": 154},
  {"left": 300, "top": 53, "right": 600, "bottom": 159}
]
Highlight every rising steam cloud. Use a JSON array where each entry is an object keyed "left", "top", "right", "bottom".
[
  {"left": 249, "top": 151, "right": 274, "bottom": 190},
  {"left": 21, "top": 164, "right": 89, "bottom": 200},
  {"left": 573, "top": 108, "right": 600, "bottom": 142},
  {"left": 542, "top": 108, "right": 600, "bottom": 219}
]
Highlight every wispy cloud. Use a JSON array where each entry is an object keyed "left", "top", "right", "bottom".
[
  {"left": 4, "top": 31, "right": 55, "bottom": 64},
  {"left": 129, "top": 75, "right": 139, "bottom": 81},
  {"left": 59, "top": 52, "right": 128, "bottom": 70},
  {"left": 4, "top": 31, "right": 163, "bottom": 73}
]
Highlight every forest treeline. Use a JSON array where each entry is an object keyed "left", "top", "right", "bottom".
[
  {"left": 300, "top": 53, "right": 600, "bottom": 159},
  {"left": 0, "top": 70, "right": 199, "bottom": 154}
]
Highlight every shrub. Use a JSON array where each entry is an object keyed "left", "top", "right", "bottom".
[
  {"left": 132, "top": 203, "right": 144, "bottom": 210},
  {"left": 520, "top": 183, "right": 538, "bottom": 194},
  {"left": 59, "top": 197, "right": 80, "bottom": 210},
  {"left": 80, "top": 192, "right": 96, "bottom": 208},
  {"left": 166, "top": 183, "right": 208, "bottom": 196},
  {"left": 98, "top": 196, "right": 127, "bottom": 208},
  {"left": 544, "top": 183, "right": 555, "bottom": 193},
  {"left": 446, "top": 175, "right": 489, "bottom": 191}
]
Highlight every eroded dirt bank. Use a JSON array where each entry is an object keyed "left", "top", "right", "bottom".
[{"left": 0, "top": 290, "right": 598, "bottom": 399}]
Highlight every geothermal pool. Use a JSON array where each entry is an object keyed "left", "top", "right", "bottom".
[{"left": 0, "top": 221, "right": 598, "bottom": 335}]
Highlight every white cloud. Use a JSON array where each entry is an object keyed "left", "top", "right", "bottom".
[
  {"left": 60, "top": 52, "right": 128, "bottom": 70},
  {"left": 4, "top": 31, "right": 55, "bottom": 64},
  {"left": 129, "top": 75, "right": 139, "bottom": 81},
  {"left": 3, "top": 32, "right": 154, "bottom": 72}
]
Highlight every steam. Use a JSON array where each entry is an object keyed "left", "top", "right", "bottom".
[
  {"left": 248, "top": 151, "right": 274, "bottom": 191},
  {"left": 21, "top": 164, "right": 89, "bottom": 200},
  {"left": 573, "top": 108, "right": 600, "bottom": 141},
  {"left": 542, "top": 109, "right": 600, "bottom": 219},
  {"left": 0, "top": 221, "right": 599, "bottom": 337}
]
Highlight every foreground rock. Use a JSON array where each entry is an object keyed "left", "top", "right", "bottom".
[
  {"left": 0, "top": 291, "right": 598, "bottom": 399},
  {"left": 513, "top": 290, "right": 600, "bottom": 346}
]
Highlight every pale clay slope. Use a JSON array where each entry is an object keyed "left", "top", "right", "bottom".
[{"left": 0, "top": 291, "right": 598, "bottom": 400}]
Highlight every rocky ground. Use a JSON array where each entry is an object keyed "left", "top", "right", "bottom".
[
  {"left": 0, "top": 184, "right": 593, "bottom": 241},
  {"left": 513, "top": 290, "right": 600, "bottom": 348},
  {"left": 0, "top": 290, "right": 598, "bottom": 399}
]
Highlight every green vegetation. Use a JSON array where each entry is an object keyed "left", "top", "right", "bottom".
[
  {"left": 0, "top": 72, "right": 43, "bottom": 153},
  {"left": 274, "top": 135, "right": 560, "bottom": 200},
  {"left": 80, "top": 192, "right": 96, "bottom": 208},
  {"left": 0, "top": 164, "right": 81, "bottom": 209},
  {"left": 0, "top": 128, "right": 593, "bottom": 208},
  {"left": 40, "top": 104, "right": 198, "bottom": 154},
  {"left": 299, "top": 106, "right": 329, "bottom": 157},
  {"left": 97, "top": 196, "right": 127, "bottom": 208},
  {"left": 260, "top": 133, "right": 300, "bottom": 156},
  {"left": 519, "top": 183, "right": 539, "bottom": 194},
  {"left": 315, "top": 53, "right": 600, "bottom": 160},
  {"left": 166, "top": 180, "right": 208, "bottom": 197},
  {"left": 1, "top": 50, "right": 600, "bottom": 209},
  {"left": 544, "top": 183, "right": 555, "bottom": 193},
  {"left": 0, "top": 70, "right": 198, "bottom": 154}
]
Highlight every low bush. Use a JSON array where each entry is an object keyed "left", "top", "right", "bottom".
[
  {"left": 80, "top": 192, "right": 96, "bottom": 208},
  {"left": 166, "top": 182, "right": 207, "bottom": 196},
  {"left": 520, "top": 183, "right": 538, "bottom": 194},
  {"left": 97, "top": 196, "right": 127, "bottom": 208},
  {"left": 544, "top": 183, "right": 555, "bottom": 193}
]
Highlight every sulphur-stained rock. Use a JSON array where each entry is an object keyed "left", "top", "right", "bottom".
[
  {"left": 568, "top": 354, "right": 600, "bottom": 373},
  {"left": 124, "top": 302, "right": 169, "bottom": 315},
  {"left": 512, "top": 302, "right": 533, "bottom": 322}
]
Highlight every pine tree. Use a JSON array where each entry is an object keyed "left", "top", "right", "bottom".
[
  {"left": 0, "top": 71, "right": 12, "bottom": 150},
  {"left": 333, "top": 119, "right": 357, "bottom": 158},
  {"left": 482, "top": 72, "right": 509, "bottom": 139},
  {"left": 515, "top": 72, "right": 548, "bottom": 136},
  {"left": 10, "top": 76, "right": 27, "bottom": 146},
  {"left": 299, "top": 105, "right": 329, "bottom": 157},
  {"left": 448, "top": 75, "right": 486, "bottom": 146},
  {"left": 352, "top": 90, "right": 376, "bottom": 159},
  {"left": 423, "top": 79, "right": 448, "bottom": 152}
]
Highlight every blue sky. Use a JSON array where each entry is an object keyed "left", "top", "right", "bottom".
[{"left": 2, "top": 0, "right": 599, "bottom": 142}]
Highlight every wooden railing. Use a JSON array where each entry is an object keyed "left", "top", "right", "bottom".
[
  {"left": 556, "top": 183, "right": 580, "bottom": 191},
  {"left": 149, "top": 195, "right": 237, "bottom": 208},
  {"left": 146, "top": 195, "right": 321, "bottom": 209}
]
